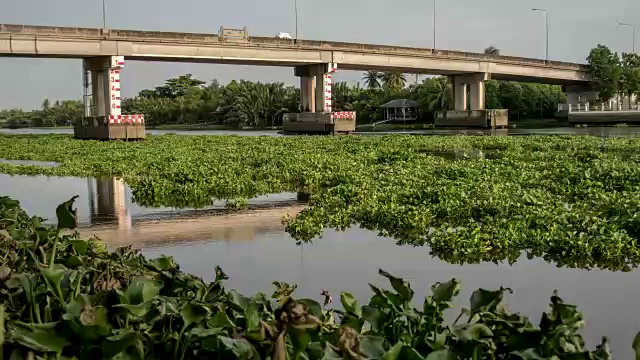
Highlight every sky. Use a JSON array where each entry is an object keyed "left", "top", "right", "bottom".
[{"left": 0, "top": 0, "right": 638, "bottom": 109}]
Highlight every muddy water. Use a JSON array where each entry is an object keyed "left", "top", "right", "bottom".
[
  {"left": 1, "top": 173, "right": 639, "bottom": 358},
  {"left": 5, "top": 126, "right": 640, "bottom": 137}
]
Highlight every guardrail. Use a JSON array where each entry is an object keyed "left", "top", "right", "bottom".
[
  {"left": 559, "top": 103, "right": 640, "bottom": 112},
  {"left": 0, "top": 24, "right": 589, "bottom": 72}
]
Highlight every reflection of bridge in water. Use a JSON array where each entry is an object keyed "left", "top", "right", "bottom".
[
  {"left": 82, "top": 177, "right": 305, "bottom": 246},
  {"left": 87, "top": 177, "right": 131, "bottom": 230}
]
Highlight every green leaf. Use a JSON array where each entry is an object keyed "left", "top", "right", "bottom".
[
  {"left": 289, "top": 327, "right": 312, "bottom": 356},
  {"left": 469, "top": 287, "right": 511, "bottom": 314},
  {"left": 362, "top": 305, "right": 384, "bottom": 332},
  {"left": 510, "top": 349, "right": 547, "bottom": 359},
  {"left": 359, "top": 335, "right": 386, "bottom": 358},
  {"left": 379, "top": 269, "right": 414, "bottom": 302},
  {"left": 298, "top": 299, "right": 324, "bottom": 320},
  {"left": 9, "top": 327, "right": 69, "bottom": 353},
  {"left": 120, "top": 277, "right": 163, "bottom": 305},
  {"left": 68, "top": 240, "right": 88, "bottom": 255},
  {"left": 430, "top": 279, "right": 461, "bottom": 303},
  {"left": 244, "top": 301, "right": 260, "bottom": 332},
  {"left": 55, "top": 195, "right": 79, "bottom": 230},
  {"left": 340, "top": 292, "right": 361, "bottom": 316},
  {"left": 208, "top": 311, "right": 235, "bottom": 330},
  {"left": 103, "top": 331, "right": 144, "bottom": 360},
  {"left": 425, "top": 349, "right": 458, "bottom": 360},
  {"left": 180, "top": 303, "right": 210, "bottom": 327},
  {"left": 39, "top": 264, "right": 65, "bottom": 301},
  {"left": 150, "top": 255, "right": 175, "bottom": 271},
  {"left": 218, "top": 336, "right": 256, "bottom": 357},
  {"left": 383, "top": 342, "right": 404, "bottom": 360},
  {"left": 452, "top": 323, "right": 493, "bottom": 343}
]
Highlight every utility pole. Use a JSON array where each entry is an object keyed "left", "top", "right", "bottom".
[
  {"left": 532, "top": 8, "right": 548, "bottom": 63},
  {"left": 618, "top": 21, "right": 635, "bottom": 53}
]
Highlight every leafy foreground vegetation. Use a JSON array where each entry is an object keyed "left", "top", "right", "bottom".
[
  {"left": 2, "top": 134, "right": 640, "bottom": 271},
  {"left": 1, "top": 196, "right": 636, "bottom": 359}
]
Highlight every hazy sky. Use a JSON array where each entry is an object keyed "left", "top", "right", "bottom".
[{"left": 0, "top": 0, "right": 637, "bottom": 109}]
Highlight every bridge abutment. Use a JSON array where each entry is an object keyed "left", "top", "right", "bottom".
[{"left": 75, "top": 56, "right": 145, "bottom": 140}]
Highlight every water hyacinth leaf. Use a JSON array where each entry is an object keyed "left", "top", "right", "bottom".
[
  {"left": 452, "top": 323, "right": 493, "bottom": 343},
  {"left": 208, "top": 311, "right": 235, "bottom": 330},
  {"left": 180, "top": 303, "right": 210, "bottom": 327},
  {"left": 218, "top": 336, "right": 258, "bottom": 358},
  {"left": 378, "top": 269, "right": 414, "bottom": 302},
  {"left": 425, "top": 349, "right": 458, "bottom": 360},
  {"left": 150, "top": 255, "right": 175, "bottom": 271},
  {"left": 401, "top": 346, "right": 427, "bottom": 360},
  {"left": 320, "top": 342, "right": 342, "bottom": 359},
  {"left": 9, "top": 327, "right": 69, "bottom": 353},
  {"left": 383, "top": 342, "right": 404, "bottom": 360},
  {"left": 359, "top": 335, "right": 386, "bottom": 358},
  {"left": 362, "top": 305, "right": 384, "bottom": 332},
  {"left": 469, "top": 287, "right": 512, "bottom": 314},
  {"left": 120, "top": 277, "right": 163, "bottom": 305},
  {"left": 431, "top": 279, "right": 461, "bottom": 304},
  {"left": 340, "top": 292, "right": 360, "bottom": 316},
  {"left": 297, "top": 299, "right": 324, "bottom": 320},
  {"left": 39, "top": 265, "right": 65, "bottom": 301},
  {"left": 68, "top": 240, "right": 88, "bottom": 255},
  {"left": 103, "top": 331, "right": 144, "bottom": 360},
  {"left": 289, "top": 326, "right": 312, "bottom": 356},
  {"left": 243, "top": 301, "right": 260, "bottom": 332},
  {"left": 55, "top": 195, "right": 79, "bottom": 230}
]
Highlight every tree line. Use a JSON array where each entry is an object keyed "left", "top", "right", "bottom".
[{"left": 1, "top": 47, "right": 573, "bottom": 128}]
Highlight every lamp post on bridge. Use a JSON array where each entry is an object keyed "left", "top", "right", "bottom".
[
  {"left": 432, "top": 0, "right": 437, "bottom": 51},
  {"left": 532, "top": 8, "right": 548, "bottom": 64},
  {"left": 102, "top": 0, "right": 106, "bottom": 28},
  {"left": 617, "top": 21, "right": 636, "bottom": 53},
  {"left": 294, "top": 0, "right": 298, "bottom": 40}
]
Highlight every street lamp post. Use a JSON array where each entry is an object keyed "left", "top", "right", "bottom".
[
  {"left": 618, "top": 21, "right": 635, "bottom": 53},
  {"left": 432, "top": 0, "right": 436, "bottom": 50},
  {"left": 532, "top": 8, "right": 548, "bottom": 64},
  {"left": 102, "top": 0, "right": 106, "bottom": 28},
  {"left": 294, "top": 0, "right": 298, "bottom": 40}
]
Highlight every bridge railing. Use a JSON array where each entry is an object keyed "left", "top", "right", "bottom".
[
  {"left": 559, "top": 103, "right": 640, "bottom": 113},
  {"left": 0, "top": 23, "right": 587, "bottom": 71}
]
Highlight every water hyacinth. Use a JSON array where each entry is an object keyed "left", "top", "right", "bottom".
[{"left": 0, "top": 196, "right": 637, "bottom": 359}]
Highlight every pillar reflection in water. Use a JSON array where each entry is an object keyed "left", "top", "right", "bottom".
[{"left": 88, "top": 177, "right": 131, "bottom": 230}]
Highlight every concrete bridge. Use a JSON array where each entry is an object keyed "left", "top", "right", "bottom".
[{"left": 0, "top": 24, "right": 594, "bottom": 134}]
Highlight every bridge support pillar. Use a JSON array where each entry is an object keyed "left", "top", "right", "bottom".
[
  {"left": 294, "top": 63, "right": 337, "bottom": 113},
  {"left": 75, "top": 56, "right": 145, "bottom": 140},
  {"left": 436, "top": 73, "right": 507, "bottom": 129},
  {"left": 452, "top": 72, "right": 490, "bottom": 111}
]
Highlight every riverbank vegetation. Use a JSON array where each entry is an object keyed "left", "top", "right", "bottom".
[
  {"left": 1, "top": 134, "right": 640, "bottom": 271},
  {"left": 1, "top": 73, "right": 565, "bottom": 129},
  {"left": 587, "top": 45, "right": 640, "bottom": 103},
  {"left": 0, "top": 195, "right": 632, "bottom": 359}
]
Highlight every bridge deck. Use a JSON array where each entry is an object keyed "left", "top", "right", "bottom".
[{"left": 0, "top": 24, "right": 587, "bottom": 72}]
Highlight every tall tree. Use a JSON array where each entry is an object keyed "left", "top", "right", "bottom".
[
  {"left": 381, "top": 72, "right": 407, "bottom": 92},
  {"left": 620, "top": 52, "right": 640, "bottom": 104},
  {"left": 587, "top": 45, "right": 622, "bottom": 102},
  {"left": 362, "top": 71, "right": 382, "bottom": 89}
]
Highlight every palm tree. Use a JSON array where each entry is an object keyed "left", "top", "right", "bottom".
[
  {"left": 484, "top": 46, "right": 500, "bottom": 56},
  {"left": 362, "top": 71, "right": 382, "bottom": 89},
  {"left": 381, "top": 72, "right": 407, "bottom": 92},
  {"left": 427, "top": 77, "right": 452, "bottom": 111}
]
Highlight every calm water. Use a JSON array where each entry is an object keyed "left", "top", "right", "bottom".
[
  {"left": 4, "top": 126, "right": 640, "bottom": 137},
  {"left": 1, "top": 173, "right": 639, "bottom": 358}
]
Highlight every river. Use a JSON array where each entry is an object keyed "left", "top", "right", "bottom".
[
  {"left": 4, "top": 125, "right": 640, "bottom": 137},
  {"left": 1, "top": 127, "right": 640, "bottom": 357}
]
